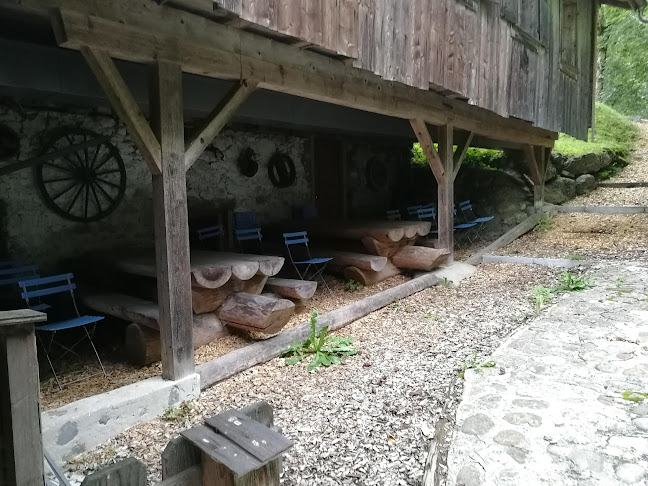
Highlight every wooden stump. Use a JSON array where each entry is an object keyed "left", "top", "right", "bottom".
[
  {"left": 218, "top": 293, "right": 295, "bottom": 335},
  {"left": 191, "top": 275, "right": 269, "bottom": 314},
  {"left": 264, "top": 278, "right": 317, "bottom": 300},
  {"left": 391, "top": 246, "right": 450, "bottom": 271},
  {"left": 361, "top": 236, "right": 415, "bottom": 258},
  {"left": 344, "top": 262, "right": 401, "bottom": 286}
]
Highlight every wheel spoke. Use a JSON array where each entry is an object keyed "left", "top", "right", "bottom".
[
  {"left": 89, "top": 143, "right": 102, "bottom": 169},
  {"left": 51, "top": 182, "right": 78, "bottom": 201},
  {"left": 94, "top": 180, "right": 116, "bottom": 205},
  {"left": 82, "top": 133, "right": 90, "bottom": 169},
  {"left": 66, "top": 183, "right": 85, "bottom": 213},
  {"left": 42, "top": 175, "right": 77, "bottom": 184},
  {"left": 84, "top": 184, "right": 90, "bottom": 219},
  {"left": 90, "top": 183, "right": 103, "bottom": 214},
  {"left": 43, "top": 162, "right": 74, "bottom": 173},
  {"left": 96, "top": 178, "right": 122, "bottom": 190},
  {"left": 93, "top": 151, "right": 114, "bottom": 171},
  {"left": 95, "top": 168, "right": 121, "bottom": 176},
  {"left": 65, "top": 134, "right": 86, "bottom": 168}
]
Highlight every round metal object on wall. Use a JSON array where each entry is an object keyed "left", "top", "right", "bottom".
[
  {"left": 268, "top": 152, "right": 296, "bottom": 188},
  {"left": 366, "top": 156, "right": 389, "bottom": 191},
  {"left": 34, "top": 126, "right": 127, "bottom": 223},
  {"left": 237, "top": 147, "right": 258, "bottom": 177},
  {"left": 0, "top": 123, "right": 20, "bottom": 159}
]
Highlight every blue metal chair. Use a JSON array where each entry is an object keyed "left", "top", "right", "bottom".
[
  {"left": 418, "top": 207, "right": 476, "bottom": 248},
  {"left": 235, "top": 227, "right": 264, "bottom": 254},
  {"left": 386, "top": 209, "right": 402, "bottom": 221},
  {"left": 19, "top": 273, "right": 106, "bottom": 390},
  {"left": 197, "top": 224, "right": 224, "bottom": 242},
  {"left": 283, "top": 231, "right": 332, "bottom": 293},
  {"left": 1, "top": 263, "right": 41, "bottom": 310},
  {"left": 416, "top": 208, "right": 439, "bottom": 236},
  {"left": 406, "top": 205, "right": 423, "bottom": 219},
  {"left": 234, "top": 211, "right": 258, "bottom": 230},
  {"left": 459, "top": 200, "right": 494, "bottom": 241}
]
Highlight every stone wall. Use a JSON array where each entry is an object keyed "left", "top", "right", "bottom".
[{"left": 0, "top": 104, "right": 310, "bottom": 268}]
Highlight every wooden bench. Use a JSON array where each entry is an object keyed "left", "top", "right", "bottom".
[{"left": 83, "top": 293, "right": 230, "bottom": 365}]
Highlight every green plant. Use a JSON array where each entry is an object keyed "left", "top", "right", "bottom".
[
  {"left": 459, "top": 352, "right": 496, "bottom": 379},
  {"left": 282, "top": 309, "right": 357, "bottom": 371},
  {"left": 442, "top": 277, "right": 452, "bottom": 288},
  {"left": 569, "top": 254, "right": 585, "bottom": 261},
  {"left": 532, "top": 285, "right": 553, "bottom": 311},
  {"left": 616, "top": 276, "right": 626, "bottom": 286},
  {"left": 345, "top": 279, "right": 364, "bottom": 291},
  {"left": 163, "top": 401, "right": 194, "bottom": 427},
  {"left": 411, "top": 143, "right": 504, "bottom": 171},
  {"left": 556, "top": 271, "right": 595, "bottom": 292},
  {"left": 621, "top": 391, "right": 648, "bottom": 402},
  {"left": 535, "top": 217, "right": 553, "bottom": 232},
  {"left": 390, "top": 299, "right": 401, "bottom": 312}
]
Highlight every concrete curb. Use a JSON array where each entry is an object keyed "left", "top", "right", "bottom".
[
  {"left": 557, "top": 206, "right": 648, "bottom": 214},
  {"left": 42, "top": 373, "right": 200, "bottom": 463},
  {"left": 482, "top": 255, "right": 592, "bottom": 268}
]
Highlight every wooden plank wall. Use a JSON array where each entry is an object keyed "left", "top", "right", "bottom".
[{"left": 213, "top": 0, "right": 596, "bottom": 140}]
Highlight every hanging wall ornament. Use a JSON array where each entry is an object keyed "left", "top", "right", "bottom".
[
  {"left": 366, "top": 156, "right": 389, "bottom": 191},
  {"left": 268, "top": 152, "right": 296, "bottom": 188},
  {"left": 237, "top": 147, "right": 259, "bottom": 177}
]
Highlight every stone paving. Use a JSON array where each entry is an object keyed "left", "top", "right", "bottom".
[{"left": 446, "top": 262, "right": 648, "bottom": 485}]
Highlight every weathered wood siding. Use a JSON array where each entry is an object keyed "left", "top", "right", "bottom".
[{"left": 215, "top": 0, "right": 596, "bottom": 139}]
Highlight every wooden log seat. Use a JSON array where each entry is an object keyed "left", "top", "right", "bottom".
[
  {"left": 83, "top": 293, "right": 229, "bottom": 365},
  {"left": 390, "top": 246, "right": 450, "bottom": 271},
  {"left": 264, "top": 278, "right": 317, "bottom": 300},
  {"left": 361, "top": 236, "right": 415, "bottom": 258},
  {"left": 344, "top": 262, "right": 401, "bottom": 286},
  {"left": 191, "top": 274, "right": 269, "bottom": 314},
  {"left": 217, "top": 293, "right": 295, "bottom": 335},
  {"left": 311, "top": 250, "right": 388, "bottom": 272}
]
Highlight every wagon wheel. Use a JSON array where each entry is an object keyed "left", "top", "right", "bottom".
[{"left": 34, "top": 127, "right": 126, "bottom": 223}]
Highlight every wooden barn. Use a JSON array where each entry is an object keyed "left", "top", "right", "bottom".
[{"left": 0, "top": 0, "right": 646, "bottom": 472}]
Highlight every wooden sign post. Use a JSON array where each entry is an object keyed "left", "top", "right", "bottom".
[{"left": 0, "top": 309, "right": 47, "bottom": 486}]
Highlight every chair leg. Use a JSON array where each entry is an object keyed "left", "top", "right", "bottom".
[
  {"left": 37, "top": 332, "right": 62, "bottom": 391},
  {"left": 84, "top": 325, "right": 107, "bottom": 377},
  {"left": 310, "top": 265, "right": 332, "bottom": 294}
]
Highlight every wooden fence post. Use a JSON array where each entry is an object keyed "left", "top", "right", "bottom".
[{"left": 0, "top": 309, "right": 47, "bottom": 486}]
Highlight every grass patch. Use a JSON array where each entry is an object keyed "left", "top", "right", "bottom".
[
  {"left": 554, "top": 103, "right": 640, "bottom": 157},
  {"left": 535, "top": 217, "right": 553, "bottom": 232},
  {"left": 459, "top": 352, "right": 496, "bottom": 379},
  {"left": 163, "top": 401, "right": 194, "bottom": 427},
  {"left": 412, "top": 143, "right": 504, "bottom": 171},
  {"left": 345, "top": 279, "right": 363, "bottom": 292},
  {"left": 622, "top": 391, "right": 648, "bottom": 402}
]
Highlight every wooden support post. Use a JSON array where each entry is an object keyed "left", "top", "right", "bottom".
[
  {"left": 453, "top": 131, "right": 474, "bottom": 180},
  {"left": 0, "top": 310, "right": 47, "bottom": 486},
  {"left": 150, "top": 60, "right": 195, "bottom": 380},
  {"left": 523, "top": 144, "right": 545, "bottom": 210},
  {"left": 437, "top": 125, "right": 454, "bottom": 263}
]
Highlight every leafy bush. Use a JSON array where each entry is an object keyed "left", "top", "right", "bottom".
[
  {"left": 345, "top": 279, "right": 363, "bottom": 291},
  {"left": 554, "top": 103, "right": 640, "bottom": 156},
  {"left": 411, "top": 143, "right": 504, "bottom": 171},
  {"left": 282, "top": 309, "right": 357, "bottom": 371},
  {"left": 556, "top": 272, "right": 595, "bottom": 292}
]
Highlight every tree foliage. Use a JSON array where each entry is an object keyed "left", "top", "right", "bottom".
[{"left": 598, "top": 6, "right": 648, "bottom": 117}]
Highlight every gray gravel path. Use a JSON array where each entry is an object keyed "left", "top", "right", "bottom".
[{"left": 446, "top": 262, "right": 648, "bottom": 486}]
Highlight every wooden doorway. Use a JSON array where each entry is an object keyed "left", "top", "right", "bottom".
[{"left": 313, "top": 137, "right": 345, "bottom": 220}]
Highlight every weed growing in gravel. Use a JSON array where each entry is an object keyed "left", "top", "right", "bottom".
[
  {"left": 621, "top": 391, "right": 648, "bottom": 402},
  {"left": 390, "top": 299, "right": 401, "bottom": 312},
  {"left": 442, "top": 277, "right": 452, "bottom": 288},
  {"left": 532, "top": 285, "right": 553, "bottom": 311},
  {"left": 569, "top": 253, "right": 585, "bottom": 261},
  {"left": 163, "top": 401, "right": 194, "bottom": 427},
  {"left": 556, "top": 271, "right": 595, "bottom": 292},
  {"left": 426, "top": 311, "right": 444, "bottom": 322},
  {"left": 459, "top": 352, "right": 496, "bottom": 378},
  {"left": 535, "top": 217, "right": 553, "bottom": 232},
  {"left": 282, "top": 309, "right": 357, "bottom": 371},
  {"left": 345, "top": 279, "right": 364, "bottom": 291}
]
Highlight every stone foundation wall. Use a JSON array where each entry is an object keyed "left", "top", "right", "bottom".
[{"left": 0, "top": 104, "right": 310, "bottom": 268}]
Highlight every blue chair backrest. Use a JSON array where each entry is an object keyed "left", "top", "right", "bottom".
[
  {"left": 417, "top": 208, "right": 437, "bottom": 221},
  {"left": 283, "top": 231, "right": 312, "bottom": 263},
  {"left": 459, "top": 200, "right": 473, "bottom": 211},
  {"left": 236, "top": 228, "right": 263, "bottom": 242},
  {"left": 197, "top": 225, "right": 224, "bottom": 241},
  {"left": 234, "top": 211, "right": 258, "bottom": 230},
  {"left": 407, "top": 205, "right": 423, "bottom": 216},
  {"left": 19, "top": 273, "right": 76, "bottom": 301},
  {"left": 421, "top": 203, "right": 436, "bottom": 210},
  {"left": 283, "top": 231, "right": 309, "bottom": 246},
  {"left": 0, "top": 264, "right": 39, "bottom": 286},
  {"left": 386, "top": 209, "right": 401, "bottom": 221}
]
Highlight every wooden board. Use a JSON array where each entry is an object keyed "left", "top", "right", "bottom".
[{"left": 264, "top": 278, "right": 317, "bottom": 300}]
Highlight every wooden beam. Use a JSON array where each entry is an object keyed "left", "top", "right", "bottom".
[
  {"left": 522, "top": 144, "right": 542, "bottom": 184},
  {"left": 184, "top": 80, "right": 258, "bottom": 170},
  {"left": 49, "top": 3, "right": 558, "bottom": 147},
  {"left": 437, "top": 125, "right": 454, "bottom": 262},
  {"left": 452, "top": 131, "right": 474, "bottom": 180},
  {"left": 523, "top": 144, "right": 545, "bottom": 209},
  {"left": 0, "top": 310, "right": 47, "bottom": 486},
  {"left": 149, "top": 59, "right": 195, "bottom": 381},
  {"left": 80, "top": 47, "right": 162, "bottom": 174},
  {"left": 410, "top": 119, "right": 445, "bottom": 183}
]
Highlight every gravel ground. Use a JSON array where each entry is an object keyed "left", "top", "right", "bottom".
[
  {"left": 40, "top": 274, "right": 409, "bottom": 410},
  {"left": 65, "top": 263, "right": 559, "bottom": 485},
  {"left": 570, "top": 186, "right": 648, "bottom": 206},
  {"left": 606, "top": 121, "right": 648, "bottom": 183}
]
